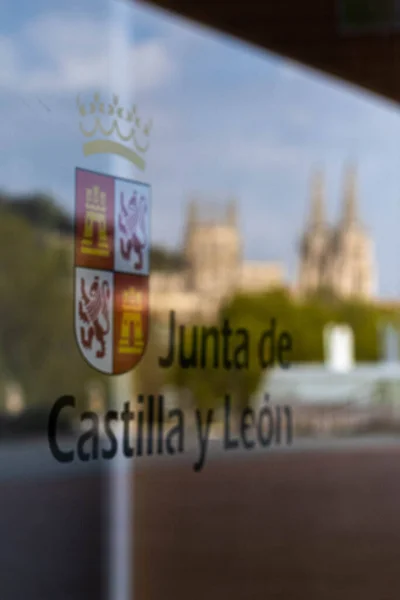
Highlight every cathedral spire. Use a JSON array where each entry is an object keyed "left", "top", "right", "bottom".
[
  {"left": 187, "top": 198, "right": 198, "bottom": 226},
  {"left": 309, "top": 168, "right": 325, "bottom": 228},
  {"left": 342, "top": 163, "right": 358, "bottom": 225},
  {"left": 226, "top": 199, "right": 238, "bottom": 227},
  {"left": 185, "top": 198, "right": 198, "bottom": 246}
]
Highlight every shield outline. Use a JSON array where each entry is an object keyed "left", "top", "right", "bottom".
[{"left": 73, "top": 166, "right": 151, "bottom": 375}]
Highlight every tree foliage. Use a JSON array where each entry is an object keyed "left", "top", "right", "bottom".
[
  {"left": 1, "top": 193, "right": 185, "bottom": 271},
  {"left": 0, "top": 211, "right": 98, "bottom": 407},
  {"left": 0, "top": 192, "right": 74, "bottom": 235},
  {"left": 134, "top": 322, "right": 168, "bottom": 398},
  {"left": 1, "top": 192, "right": 397, "bottom": 413},
  {"left": 0, "top": 193, "right": 188, "bottom": 408},
  {"left": 166, "top": 286, "right": 400, "bottom": 412},
  {"left": 150, "top": 246, "right": 187, "bottom": 271}
]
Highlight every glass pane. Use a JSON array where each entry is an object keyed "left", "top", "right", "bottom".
[{"left": 2, "top": 0, "right": 400, "bottom": 599}]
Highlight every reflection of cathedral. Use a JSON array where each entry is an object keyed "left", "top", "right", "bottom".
[
  {"left": 297, "top": 165, "right": 376, "bottom": 300},
  {"left": 150, "top": 200, "right": 284, "bottom": 321}
]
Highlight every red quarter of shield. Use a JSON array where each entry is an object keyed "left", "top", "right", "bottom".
[
  {"left": 113, "top": 273, "right": 149, "bottom": 375},
  {"left": 75, "top": 169, "right": 114, "bottom": 270}
]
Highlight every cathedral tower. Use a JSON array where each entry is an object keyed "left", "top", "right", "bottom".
[
  {"left": 184, "top": 199, "right": 241, "bottom": 298},
  {"left": 342, "top": 162, "right": 358, "bottom": 226},
  {"left": 298, "top": 169, "right": 330, "bottom": 295},
  {"left": 331, "top": 163, "right": 375, "bottom": 298},
  {"left": 297, "top": 164, "right": 376, "bottom": 300}
]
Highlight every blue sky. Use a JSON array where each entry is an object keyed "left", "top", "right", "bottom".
[{"left": 1, "top": 0, "right": 400, "bottom": 296}]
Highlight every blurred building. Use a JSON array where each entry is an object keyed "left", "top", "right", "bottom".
[
  {"left": 257, "top": 361, "right": 400, "bottom": 436},
  {"left": 150, "top": 200, "right": 284, "bottom": 321},
  {"left": 254, "top": 324, "right": 400, "bottom": 436},
  {"left": 297, "top": 164, "right": 376, "bottom": 300}
]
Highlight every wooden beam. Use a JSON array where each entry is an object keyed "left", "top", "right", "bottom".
[{"left": 140, "top": 0, "right": 400, "bottom": 106}]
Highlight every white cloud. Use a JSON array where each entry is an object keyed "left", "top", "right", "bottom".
[{"left": 0, "top": 12, "right": 176, "bottom": 95}]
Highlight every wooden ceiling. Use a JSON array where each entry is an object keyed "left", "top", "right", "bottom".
[{"left": 140, "top": 0, "right": 400, "bottom": 107}]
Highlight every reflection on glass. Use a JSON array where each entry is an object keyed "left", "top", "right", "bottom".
[{"left": 1, "top": 0, "right": 400, "bottom": 598}]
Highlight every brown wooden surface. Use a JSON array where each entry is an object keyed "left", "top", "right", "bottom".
[
  {"left": 141, "top": 0, "right": 400, "bottom": 107},
  {"left": 135, "top": 446, "right": 400, "bottom": 600},
  {"left": 0, "top": 470, "right": 106, "bottom": 600},
  {"left": 3, "top": 445, "right": 400, "bottom": 599}
]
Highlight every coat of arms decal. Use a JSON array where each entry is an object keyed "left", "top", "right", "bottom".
[{"left": 74, "top": 167, "right": 150, "bottom": 375}]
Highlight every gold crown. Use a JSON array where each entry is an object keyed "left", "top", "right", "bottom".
[
  {"left": 77, "top": 92, "right": 152, "bottom": 171},
  {"left": 122, "top": 288, "right": 143, "bottom": 310},
  {"left": 85, "top": 186, "right": 107, "bottom": 213}
]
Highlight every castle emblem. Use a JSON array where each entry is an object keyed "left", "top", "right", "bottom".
[
  {"left": 74, "top": 167, "right": 151, "bottom": 375},
  {"left": 76, "top": 92, "right": 152, "bottom": 171}
]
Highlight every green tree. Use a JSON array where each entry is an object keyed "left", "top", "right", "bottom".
[
  {"left": 0, "top": 193, "right": 73, "bottom": 235},
  {"left": 0, "top": 212, "right": 99, "bottom": 407},
  {"left": 150, "top": 246, "right": 186, "bottom": 271},
  {"left": 166, "top": 286, "right": 400, "bottom": 414},
  {"left": 134, "top": 319, "right": 168, "bottom": 397}
]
